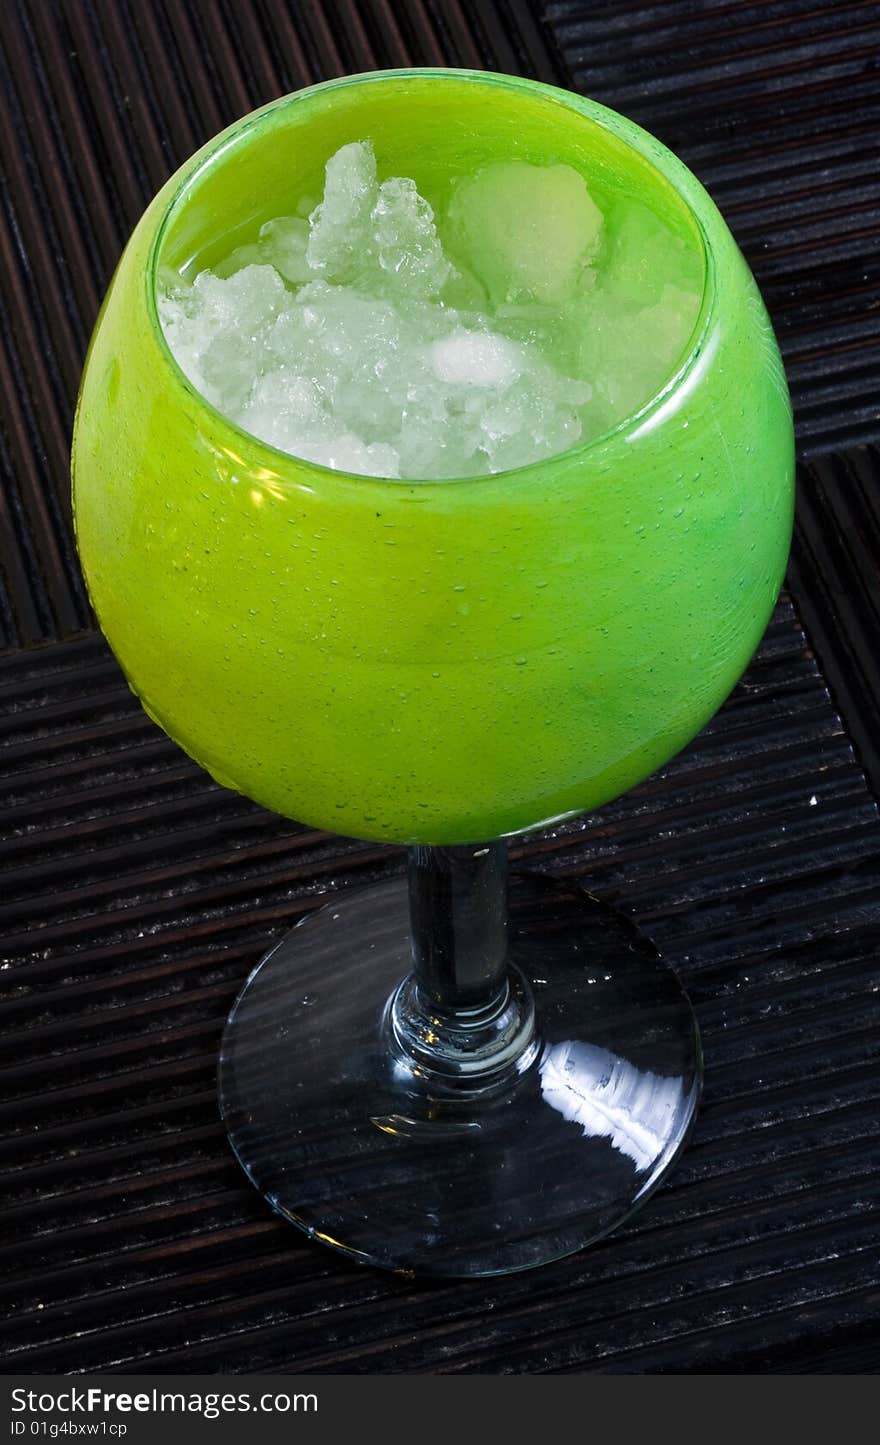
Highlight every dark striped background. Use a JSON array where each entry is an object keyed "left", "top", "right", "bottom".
[{"left": 1, "top": 1, "right": 879, "bottom": 1372}]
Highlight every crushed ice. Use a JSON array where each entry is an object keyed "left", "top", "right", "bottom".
[{"left": 159, "top": 139, "right": 699, "bottom": 479}]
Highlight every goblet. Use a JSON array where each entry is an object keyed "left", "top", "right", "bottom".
[{"left": 72, "top": 70, "right": 794, "bottom": 1276}]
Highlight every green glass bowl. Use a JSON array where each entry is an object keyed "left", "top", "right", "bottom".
[{"left": 72, "top": 69, "right": 795, "bottom": 845}]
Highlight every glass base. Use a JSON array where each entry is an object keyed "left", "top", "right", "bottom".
[{"left": 218, "top": 872, "right": 702, "bottom": 1277}]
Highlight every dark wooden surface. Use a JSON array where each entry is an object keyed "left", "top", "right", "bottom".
[{"left": 1, "top": 0, "right": 879, "bottom": 1373}]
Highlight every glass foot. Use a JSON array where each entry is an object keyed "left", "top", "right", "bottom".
[{"left": 218, "top": 872, "right": 702, "bottom": 1277}]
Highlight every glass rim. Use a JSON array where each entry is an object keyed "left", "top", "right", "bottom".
[{"left": 146, "top": 67, "right": 717, "bottom": 491}]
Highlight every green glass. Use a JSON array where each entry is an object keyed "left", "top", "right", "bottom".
[
  {"left": 72, "top": 71, "right": 795, "bottom": 1278},
  {"left": 73, "top": 70, "right": 794, "bottom": 847}
]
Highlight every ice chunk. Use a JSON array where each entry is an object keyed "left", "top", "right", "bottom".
[
  {"left": 240, "top": 370, "right": 324, "bottom": 437},
  {"left": 212, "top": 241, "right": 264, "bottom": 279},
  {"left": 477, "top": 365, "right": 591, "bottom": 473},
  {"left": 447, "top": 160, "right": 603, "bottom": 305},
  {"left": 211, "top": 218, "right": 316, "bottom": 284},
  {"left": 600, "top": 201, "right": 700, "bottom": 306},
  {"left": 259, "top": 216, "right": 313, "bottom": 284},
  {"left": 306, "top": 140, "right": 377, "bottom": 282},
  {"left": 192, "top": 264, "right": 287, "bottom": 330},
  {"left": 159, "top": 263, "right": 287, "bottom": 411},
  {"left": 371, "top": 176, "right": 451, "bottom": 297},
  {"left": 296, "top": 430, "right": 401, "bottom": 478},
  {"left": 429, "top": 330, "right": 524, "bottom": 388},
  {"left": 573, "top": 277, "right": 700, "bottom": 437}
]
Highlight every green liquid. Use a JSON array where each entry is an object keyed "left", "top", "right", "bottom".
[{"left": 73, "top": 72, "right": 794, "bottom": 844}]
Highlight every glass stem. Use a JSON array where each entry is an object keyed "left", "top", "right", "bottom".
[
  {"left": 407, "top": 842, "right": 509, "bottom": 1009},
  {"left": 389, "top": 842, "right": 537, "bottom": 1096}
]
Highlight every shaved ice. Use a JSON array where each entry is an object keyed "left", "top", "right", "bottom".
[{"left": 159, "top": 140, "right": 701, "bottom": 479}]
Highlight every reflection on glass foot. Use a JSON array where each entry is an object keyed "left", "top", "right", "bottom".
[{"left": 219, "top": 873, "right": 701, "bottom": 1277}]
